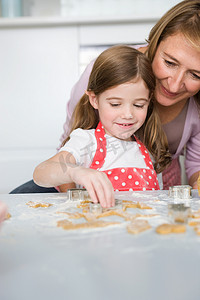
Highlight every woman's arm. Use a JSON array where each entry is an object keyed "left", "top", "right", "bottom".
[
  {"left": 185, "top": 118, "right": 200, "bottom": 189},
  {"left": 188, "top": 171, "right": 199, "bottom": 189},
  {"left": 33, "top": 151, "right": 114, "bottom": 207}
]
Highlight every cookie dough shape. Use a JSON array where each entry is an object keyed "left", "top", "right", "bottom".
[
  {"left": 123, "top": 201, "right": 152, "bottom": 211},
  {"left": 127, "top": 219, "right": 151, "bottom": 234},
  {"left": 156, "top": 223, "right": 186, "bottom": 234}
]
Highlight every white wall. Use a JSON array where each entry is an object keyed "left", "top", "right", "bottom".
[
  {"left": 0, "top": 24, "right": 79, "bottom": 193},
  {"left": 0, "top": 0, "right": 182, "bottom": 193}
]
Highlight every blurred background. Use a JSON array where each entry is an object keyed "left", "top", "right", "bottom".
[{"left": 0, "top": 0, "right": 181, "bottom": 193}]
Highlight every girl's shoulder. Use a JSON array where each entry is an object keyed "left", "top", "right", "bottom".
[
  {"left": 69, "top": 128, "right": 95, "bottom": 138},
  {"left": 60, "top": 128, "right": 96, "bottom": 152},
  {"left": 67, "top": 128, "right": 96, "bottom": 146}
]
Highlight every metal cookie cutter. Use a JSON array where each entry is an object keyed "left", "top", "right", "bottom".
[
  {"left": 168, "top": 203, "right": 191, "bottom": 224},
  {"left": 168, "top": 185, "right": 192, "bottom": 200},
  {"left": 89, "top": 203, "right": 103, "bottom": 214},
  {"left": 67, "top": 188, "right": 87, "bottom": 201}
]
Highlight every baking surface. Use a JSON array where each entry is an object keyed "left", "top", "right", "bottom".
[{"left": 0, "top": 190, "right": 200, "bottom": 300}]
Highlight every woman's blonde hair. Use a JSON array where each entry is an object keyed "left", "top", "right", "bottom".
[
  {"left": 147, "top": 0, "right": 200, "bottom": 107},
  {"left": 63, "top": 45, "right": 171, "bottom": 173}
]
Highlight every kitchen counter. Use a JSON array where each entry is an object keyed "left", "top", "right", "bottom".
[{"left": 0, "top": 190, "right": 200, "bottom": 300}]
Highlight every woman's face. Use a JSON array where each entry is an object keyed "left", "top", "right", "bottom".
[{"left": 152, "top": 32, "right": 200, "bottom": 107}]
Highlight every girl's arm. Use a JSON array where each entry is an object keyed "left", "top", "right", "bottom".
[{"left": 33, "top": 151, "right": 115, "bottom": 208}]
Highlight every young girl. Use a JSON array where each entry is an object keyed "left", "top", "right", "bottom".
[{"left": 33, "top": 45, "right": 171, "bottom": 207}]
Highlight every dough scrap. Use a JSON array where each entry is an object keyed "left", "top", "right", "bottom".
[
  {"left": 57, "top": 219, "right": 120, "bottom": 230},
  {"left": 26, "top": 201, "right": 53, "bottom": 208},
  {"left": 127, "top": 219, "right": 151, "bottom": 234},
  {"left": 82, "top": 213, "right": 97, "bottom": 222},
  {"left": 188, "top": 221, "right": 200, "bottom": 226},
  {"left": 156, "top": 223, "right": 186, "bottom": 234}
]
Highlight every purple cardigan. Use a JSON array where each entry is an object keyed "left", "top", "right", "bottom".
[{"left": 59, "top": 59, "right": 200, "bottom": 181}]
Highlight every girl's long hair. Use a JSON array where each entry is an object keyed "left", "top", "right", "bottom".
[
  {"left": 63, "top": 45, "right": 171, "bottom": 173},
  {"left": 147, "top": 0, "right": 200, "bottom": 111}
]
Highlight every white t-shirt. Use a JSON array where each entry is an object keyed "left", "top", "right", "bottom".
[{"left": 60, "top": 128, "right": 163, "bottom": 188}]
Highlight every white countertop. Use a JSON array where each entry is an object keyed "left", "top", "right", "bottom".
[{"left": 0, "top": 190, "right": 200, "bottom": 300}]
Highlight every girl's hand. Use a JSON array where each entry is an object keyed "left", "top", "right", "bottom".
[{"left": 69, "top": 165, "right": 115, "bottom": 208}]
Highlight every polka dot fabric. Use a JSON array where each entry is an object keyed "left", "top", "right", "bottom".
[{"left": 90, "top": 122, "right": 160, "bottom": 191}]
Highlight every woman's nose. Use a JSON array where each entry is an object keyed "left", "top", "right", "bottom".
[{"left": 168, "top": 70, "right": 185, "bottom": 93}]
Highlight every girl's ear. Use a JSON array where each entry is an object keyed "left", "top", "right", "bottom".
[{"left": 85, "top": 90, "right": 98, "bottom": 109}]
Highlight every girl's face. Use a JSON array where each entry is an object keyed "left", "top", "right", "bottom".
[
  {"left": 89, "top": 78, "right": 150, "bottom": 141},
  {"left": 152, "top": 32, "right": 200, "bottom": 107}
]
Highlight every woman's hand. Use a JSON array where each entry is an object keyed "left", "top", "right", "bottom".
[
  {"left": 68, "top": 165, "right": 115, "bottom": 208},
  {"left": 189, "top": 171, "right": 200, "bottom": 190}
]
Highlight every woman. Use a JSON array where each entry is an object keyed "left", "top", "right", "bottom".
[
  {"left": 10, "top": 0, "right": 200, "bottom": 193},
  {"left": 60, "top": 0, "right": 200, "bottom": 190}
]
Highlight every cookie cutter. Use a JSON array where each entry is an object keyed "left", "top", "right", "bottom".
[
  {"left": 67, "top": 188, "right": 87, "bottom": 201},
  {"left": 168, "top": 185, "right": 192, "bottom": 200},
  {"left": 168, "top": 203, "right": 191, "bottom": 224},
  {"left": 89, "top": 203, "right": 103, "bottom": 214}
]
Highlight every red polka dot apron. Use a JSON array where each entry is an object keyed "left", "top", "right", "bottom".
[{"left": 90, "top": 122, "right": 160, "bottom": 191}]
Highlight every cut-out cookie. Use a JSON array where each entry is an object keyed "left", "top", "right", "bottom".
[
  {"left": 156, "top": 223, "right": 186, "bottom": 234},
  {"left": 127, "top": 219, "right": 151, "bottom": 234},
  {"left": 96, "top": 209, "right": 132, "bottom": 220},
  {"left": 123, "top": 202, "right": 152, "bottom": 211}
]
